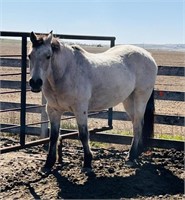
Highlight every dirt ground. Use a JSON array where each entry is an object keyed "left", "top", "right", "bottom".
[
  {"left": 0, "top": 40, "right": 185, "bottom": 199},
  {"left": 0, "top": 138, "right": 184, "bottom": 200}
]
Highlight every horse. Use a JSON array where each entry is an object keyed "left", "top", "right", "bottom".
[{"left": 28, "top": 31, "right": 158, "bottom": 173}]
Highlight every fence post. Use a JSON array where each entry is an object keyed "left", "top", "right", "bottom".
[
  {"left": 41, "top": 94, "right": 49, "bottom": 138},
  {"left": 20, "top": 36, "right": 27, "bottom": 146},
  {"left": 108, "top": 38, "right": 116, "bottom": 128}
]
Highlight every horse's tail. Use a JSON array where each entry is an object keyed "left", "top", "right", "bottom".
[{"left": 142, "top": 90, "right": 155, "bottom": 147}]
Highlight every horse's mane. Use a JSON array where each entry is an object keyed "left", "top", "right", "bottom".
[{"left": 71, "top": 45, "right": 85, "bottom": 52}]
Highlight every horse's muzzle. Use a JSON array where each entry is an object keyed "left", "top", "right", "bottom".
[{"left": 29, "top": 78, "right": 43, "bottom": 93}]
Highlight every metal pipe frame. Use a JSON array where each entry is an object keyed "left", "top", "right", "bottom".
[{"left": 0, "top": 31, "right": 115, "bottom": 151}]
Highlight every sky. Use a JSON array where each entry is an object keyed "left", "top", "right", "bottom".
[{"left": 0, "top": 0, "right": 184, "bottom": 44}]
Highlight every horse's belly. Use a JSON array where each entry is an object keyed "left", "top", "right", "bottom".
[
  {"left": 89, "top": 86, "right": 133, "bottom": 111},
  {"left": 89, "top": 68, "right": 135, "bottom": 111}
]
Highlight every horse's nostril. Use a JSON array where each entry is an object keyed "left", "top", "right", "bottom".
[
  {"left": 29, "top": 78, "right": 43, "bottom": 88},
  {"left": 36, "top": 79, "right": 43, "bottom": 87},
  {"left": 29, "top": 78, "right": 34, "bottom": 87}
]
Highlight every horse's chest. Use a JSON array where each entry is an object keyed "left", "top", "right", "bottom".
[{"left": 43, "top": 89, "right": 73, "bottom": 112}]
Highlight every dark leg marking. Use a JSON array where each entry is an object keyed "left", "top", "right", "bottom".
[
  {"left": 44, "top": 122, "right": 60, "bottom": 170},
  {"left": 78, "top": 125, "right": 93, "bottom": 169}
]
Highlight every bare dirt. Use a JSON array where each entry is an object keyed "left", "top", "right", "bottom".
[
  {"left": 0, "top": 139, "right": 184, "bottom": 199},
  {"left": 0, "top": 40, "right": 185, "bottom": 199}
]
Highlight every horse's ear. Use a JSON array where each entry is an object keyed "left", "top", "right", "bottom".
[
  {"left": 30, "top": 31, "right": 37, "bottom": 43},
  {"left": 45, "top": 31, "right": 53, "bottom": 44}
]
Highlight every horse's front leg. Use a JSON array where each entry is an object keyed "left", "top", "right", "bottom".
[
  {"left": 75, "top": 109, "right": 93, "bottom": 171},
  {"left": 78, "top": 124, "right": 93, "bottom": 171},
  {"left": 42, "top": 106, "right": 61, "bottom": 173}
]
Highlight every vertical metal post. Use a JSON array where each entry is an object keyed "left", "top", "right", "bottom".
[
  {"left": 108, "top": 38, "right": 116, "bottom": 128},
  {"left": 20, "top": 36, "right": 27, "bottom": 146}
]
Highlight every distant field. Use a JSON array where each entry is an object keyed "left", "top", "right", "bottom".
[{"left": 0, "top": 38, "right": 185, "bottom": 140}]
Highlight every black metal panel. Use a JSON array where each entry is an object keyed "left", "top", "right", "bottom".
[{"left": 0, "top": 31, "right": 116, "bottom": 151}]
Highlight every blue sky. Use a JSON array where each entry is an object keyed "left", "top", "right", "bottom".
[{"left": 0, "top": 0, "right": 184, "bottom": 44}]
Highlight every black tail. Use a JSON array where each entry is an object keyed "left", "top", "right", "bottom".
[{"left": 142, "top": 90, "right": 155, "bottom": 147}]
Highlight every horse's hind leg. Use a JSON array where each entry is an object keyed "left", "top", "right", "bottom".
[
  {"left": 125, "top": 89, "right": 152, "bottom": 161},
  {"left": 123, "top": 92, "right": 135, "bottom": 123}
]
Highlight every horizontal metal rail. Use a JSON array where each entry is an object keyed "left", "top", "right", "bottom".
[
  {"left": 0, "top": 31, "right": 116, "bottom": 41},
  {"left": 158, "top": 66, "right": 185, "bottom": 76},
  {"left": 0, "top": 124, "right": 20, "bottom": 132},
  {"left": 0, "top": 72, "right": 29, "bottom": 76},
  {"left": 0, "top": 104, "right": 46, "bottom": 113},
  {"left": 0, "top": 110, "right": 108, "bottom": 131},
  {"left": 0, "top": 55, "right": 21, "bottom": 57},
  {"left": 0, "top": 89, "right": 31, "bottom": 95}
]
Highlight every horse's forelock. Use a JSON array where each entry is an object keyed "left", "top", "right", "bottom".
[{"left": 31, "top": 35, "right": 60, "bottom": 52}]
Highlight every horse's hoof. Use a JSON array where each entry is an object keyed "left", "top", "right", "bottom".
[
  {"left": 125, "top": 159, "right": 137, "bottom": 168},
  {"left": 38, "top": 166, "right": 52, "bottom": 176}
]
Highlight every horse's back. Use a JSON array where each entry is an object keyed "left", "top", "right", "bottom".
[
  {"left": 104, "top": 44, "right": 158, "bottom": 87},
  {"left": 86, "top": 45, "right": 157, "bottom": 111},
  {"left": 88, "top": 44, "right": 157, "bottom": 87}
]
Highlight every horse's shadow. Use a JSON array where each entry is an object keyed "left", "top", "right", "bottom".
[{"left": 52, "top": 163, "right": 184, "bottom": 199}]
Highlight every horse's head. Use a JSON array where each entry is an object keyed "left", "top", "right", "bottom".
[{"left": 28, "top": 31, "right": 53, "bottom": 92}]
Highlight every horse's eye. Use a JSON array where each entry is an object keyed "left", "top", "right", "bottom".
[{"left": 46, "top": 55, "right": 51, "bottom": 59}]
